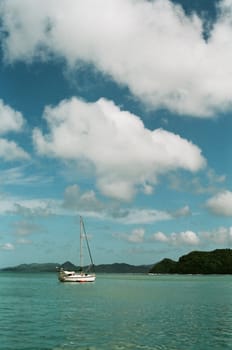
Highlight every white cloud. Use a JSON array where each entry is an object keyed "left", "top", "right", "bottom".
[
  {"left": 206, "top": 190, "right": 232, "bottom": 216},
  {"left": 63, "top": 184, "right": 104, "bottom": 212},
  {"left": 113, "top": 228, "right": 145, "bottom": 243},
  {"left": 115, "top": 225, "right": 232, "bottom": 248},
  {"left": 0, "top": 242, "right": 15, "bottom": 251},
  {"left": 109, "top": 205, "right": 191, "bottom": 224},
  {"left": 63, "top": 185, "right": 180, "bottom": 223},
  {"left": 168, "top": 169, "right": 226, "bottom": 194},
  {"left": 0, "top": 194, "right": 60, "bottom": 216},
  {"left": 106, "top": 222, "right": 232, "bottom": 255},
  {"left": 0, "top": 101, "right": 29, "bottom": 160},
  {"left": 152, "top": 226, "right": 232, "bottom": 247},
  {"left": 63, "top": 185, "right": 175, "bottom": 223},
  {"left": 201, "top": 226, "right": 232, "bottom": 245},
  {"left": 152, "top": 230, "right": 200, "bottom": 246},
  {"left": 172, "top": 205, "right": 191, "bottom": 218},
  {"left": 1, "top": 0, "right": 232, "bottom": 116},
  {"left": 0, "top": 188, "right": 188, "bottom": 226},
  {"left": 0, "top": 166, "right": 50, "bottom": 186},
  {"left": 0, "top": 139, "right": 29, "bottom": 161},
  {"left": 113, "top": 208, "right": 172, "bottom": 224},
  {"left": 127, "top": 228, "right": 145, "bottom": 243},
  {"left": 33, "top": 97, "right": 206, "bottom": 201},
  {"left": 153, "top": 231, "right": 169, "bottom": 243},
  {"left": 0, "top": 99, "right": 24, "bottom": 134}
]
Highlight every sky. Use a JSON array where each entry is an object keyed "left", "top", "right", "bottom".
[{"left": 0, "top": 0, "right": 231, "bottom": 268}]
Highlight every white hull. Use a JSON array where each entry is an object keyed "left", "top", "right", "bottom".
[
  {"left": 59, "top": 270, "right": 96, "bottom": 283},
  {"left": 58, "top": 217, "right": 96, "bottom": 283}
]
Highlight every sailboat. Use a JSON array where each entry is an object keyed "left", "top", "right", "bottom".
[{"left": 58, "top": 216, "right": 96, "bottom": 283}]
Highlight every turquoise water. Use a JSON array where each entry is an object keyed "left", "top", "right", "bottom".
[{"left": 0, "top": 273, "right": 231, "bottom": 350}]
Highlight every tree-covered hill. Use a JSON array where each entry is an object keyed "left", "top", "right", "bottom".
[
  {"left": 2, "top": 249, "right": 231, "bottom": 274},
  {"left": 149, "top": 249, "right": 232, "bottom": 274},
  {"left": 0, "top": 261, "right": 150, "bottom": 273}
]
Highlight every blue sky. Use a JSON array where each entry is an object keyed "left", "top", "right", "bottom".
[{"left": 0, "top": 0, "right": 231, "bottom": 268}]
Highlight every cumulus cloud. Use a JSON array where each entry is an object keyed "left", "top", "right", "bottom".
[
  {"left": 0, "top": 100, "right": 29, "bottom": 160},
  {"left": 0, "top": 193, "right": 60, "bottom": 216},
  {"left": 112, "top": 208, "right": 172, "bottom": 224},
  {"left": 152, "top": 230, "right": 200, "bottom": 246},
  {"left": 152, "top": 226, "right": 232, "bottom": 247},
  {"left": 206, "top": 190, "right": 232, "bottom": 216},
  {"left": 127, "top": 228, "right": 145, "bottom": 243},
  {"left": 33, "top": 97, "right": 206, "bottom": 201},
  {"left": 0, "top": 188, "right": 187, "bottom": 226},
  {"left": 201, "top": 226, "right": 232, "bottom": 245},
  {"left": 1, "top": 0, "right": 232, "bottom": 116},
  {"left": 63, "top": 185, "right": 178, "bottom": 223},
  {"left": 63, "top": 184, "right": 183, "bottom": 223},
  {"left": 172, "top": 205, "right": 191, "bottom": 218},
  {"left": 168, "top": 169, "right": 226, "bottom": 195},
  {"left": 0, "top": 99, "right": 24, "bottom": 134},
  {"left": 153, "top": 231, "right": 169, "bottom": 243},
  {"left": 63, "top": 184, "right": 104, "bottom": 213},
  {"left": 113, "top": 228, "right": 145, "bottom": 243},
  {"left": 0, "top": 242, "right": 15, "bottom": 251},
  {"left": 0, "top": 139, "right": 29, "bottom": 161}
]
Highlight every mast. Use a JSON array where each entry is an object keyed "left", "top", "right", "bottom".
[
  {"left": 79, "top": 216, "right": 95, "bottom": 273},
  {"left": 80, "top": 216, "right": 83, "bottom": 269},
  {"left": 81, "top": 217, "right": 95, "bottom": 272}
]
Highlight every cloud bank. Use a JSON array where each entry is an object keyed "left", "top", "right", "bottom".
[
  {"left": 33, "top": 98, "right": 206, "bottom": 200},
  {"left": 1, "top": 0, "right": 232, "bottom": 116},
  {"left": 115, "top": 226, "right": 232, "bottom": 247},
  {"left": 149, "top": 226, "right": 232, "bottom": 247}
]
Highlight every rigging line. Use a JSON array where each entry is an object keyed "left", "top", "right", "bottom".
[{"left": 80, "top": 216, "right": 95, "bottom": 272}]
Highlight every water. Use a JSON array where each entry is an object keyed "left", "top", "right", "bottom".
[{"left": 0, "top": 273, "right": 231, "bottom": 350}]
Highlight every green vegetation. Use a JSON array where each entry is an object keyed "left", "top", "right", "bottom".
[
  {"left": 0, "top": 261, "right": 150, "bottom": 273},
  {"left": 0, "top": 263, "right": 59, "bottom": 273},
  {"left": 2, "top": 249, "right": 231, "bottom": 274},
  {"left": 94, "top": 263, "right": 149, "bottom": 273},
  {"left": 149, "top": 249, "right": 232, "bottom": 274}
]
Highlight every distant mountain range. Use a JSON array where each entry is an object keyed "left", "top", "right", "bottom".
[
  {"left": 0, "top": 261, "right": 151, "bottom": 273},
  {"left": 1, "top": 249, "right": 232, "bottom": 274}
]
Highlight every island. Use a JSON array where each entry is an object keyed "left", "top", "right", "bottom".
[
  {"left": 149, "top": 249, "right": 232, "bottom": 274},
  {"left": 0, "top": 261, "right": 150, "bottom": 273},
  {"left": 1, "top": 249, "right": 231, "bottom": 274}
]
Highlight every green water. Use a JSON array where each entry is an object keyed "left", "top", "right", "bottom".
[{"left": 0, "top": 273, "right": 231, "bottom": 350}]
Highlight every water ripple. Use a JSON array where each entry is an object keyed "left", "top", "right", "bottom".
[{"left": 0, "top": 273, "right": 232, "bottom": 350}]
